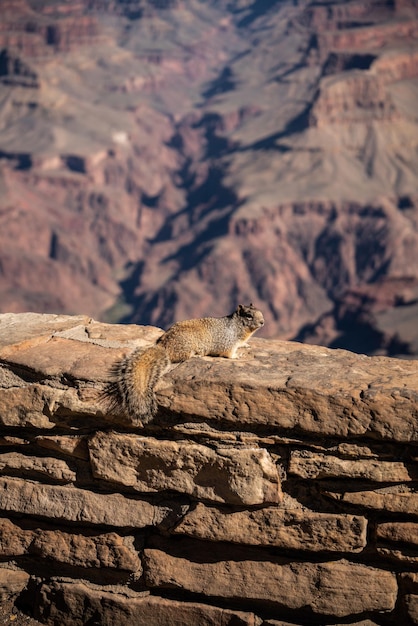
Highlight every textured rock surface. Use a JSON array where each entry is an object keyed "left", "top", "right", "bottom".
[
  {"left": 0, "top": 518, "right": 140, "bottom": 572},
  {"left": 36, "top": 581, "right": 258, "bottom": 626},
  {"left": 377, "top": 522, "right": 418, "bottom": 548},
  {"left": 158, "top": 339, "right": 418, "bottom": 442},
  {"left": 0, "top": 313, "right": 417, "bottom": 626},
  {"left": 144, "top": 544, "right": 397, "bottom": 617},
  {"left": 0, "top": 452, "right": 76, "bottom": 483},
  {"left": 0, "top": 569, "right": 30, "bottom": 602},
  {"left": 325, "top": 486, "right": 418, "bottom": 515},
  {"left": 0, "top": 476, "right": 187, "bottom": 530},
  {"left": 173, "top": 503, "right": 367, "bottom": 552},
  {"left": 288, "top": 450, "right": 415, "bottom": 481},
  {"left": 88, "top": 431, "right": 281, "bottom": 505}
]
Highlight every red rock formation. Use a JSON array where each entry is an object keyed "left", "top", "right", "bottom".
[
  {"left": 0, "top": 0, "right": 101, "bottom": 55},
  {"left": 311, "top": 48, "right": 418, "bottom": 126},
  {"left": 0, "top": 0, "right": 417, "bottom": 358}
]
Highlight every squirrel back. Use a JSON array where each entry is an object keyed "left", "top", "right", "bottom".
[{"left": 105, "top": 304, "right": 264, "bottom": 423}]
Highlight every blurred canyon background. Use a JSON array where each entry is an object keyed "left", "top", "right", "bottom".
[{"left": 0, "top": 0, "right": 417, "bottom": 357}]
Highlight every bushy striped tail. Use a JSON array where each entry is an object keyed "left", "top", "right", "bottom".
[{"left": 103, "top": 345, "right": 170, "bottom": 424}]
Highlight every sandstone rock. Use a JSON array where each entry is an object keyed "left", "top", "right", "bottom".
[
  {"left": 376, "top": 522, "right": 418, "bottom": 564},
  {"left": 0, "top": 518, "right": 140, "bottom": 572},
  {"left": 288, "top": 450, "right": 413, "bottom": 482},
  {"left": 376, "top": 522, "right": 418, "bottom": 547},
  {"left": 0, "top": 313, "right": 91, "bottom": 349},
  {"left": 406, "top": 595, "right": 418, "bottom": 625},
  {"left": 0, "top": 435, "right": 30, "bottom": 447},
  {"left": 0, "top": 312, "right": 161, "bottom": 358},
  {"left": 400, "top": 570, "right": 418, "bottom": 585},
  {"left": 0, "top": 376, "right": 104, "bottom": 430},
  {"left": 333, "top": 442, "right": 387, "bottom": 459},
  {"left": 157, "top": 338, "right": 418, "bottom": 442},
  {"left": 173, "top": 502, "right": 367, "bottom": 552},
  {"left": 1, "top": 315, "right": 418, "bottom": 444},
  {"left": 0, "top": 384, "right": 61, "bottom": 429},
  {"left": 0, "top": 518, "right": 32, "bottom": 555},
  {"left": 30, "top": 531, "right": 140, "bottom": 573},
  {"left": 0, "top": 477, "right": 183, "bottom": 528},
  {"left": 376, "top": 547, "right": 418, "bottom": 566},
  {"left": 0, "top": 311, "right": 416, "bottom": 625},
  {"left": 0, "top": 568, "right": 30, "bottom": 602},
  {"left": 0, "top": 315, "right": 162, "bottom": 428},
  {"left": 325, "top": 486, "right": 418, "bottom": 516},
  {"left": 0, "top": 452, "right": 76, "bottom": 483},
  {"left": 36, "top": 580, "right": 257, "bottom": 626},
  {"left": 1, "top": 334, "right": 115, "bottom": 383},
  {"left": 35, "top": 435, "right": 89, "bottom": 460},
  {"left": 88, "top": 432, "right": 280, "bottom": 505},
  {"left": 144, "top": 546, "right": 397, "bottom": 617}
]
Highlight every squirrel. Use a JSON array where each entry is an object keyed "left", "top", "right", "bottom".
[{"left": 105, "top": 303, "right": 264, "bottom": 423}]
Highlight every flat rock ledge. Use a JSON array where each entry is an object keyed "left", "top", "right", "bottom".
[{"left": 0, "top": 312, "right": 417, "bottom": 626}]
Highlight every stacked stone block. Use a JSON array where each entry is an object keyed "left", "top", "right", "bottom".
[{"left": 0, "top": 313, "right": 417, "bottom": 625}]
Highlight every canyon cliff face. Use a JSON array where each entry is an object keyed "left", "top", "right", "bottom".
[
  {"left": 0, "top": 313, "right": 418, "bottom": 625},
  {"left": 0, "top": 0, "right": 417, "bottom": 357}
]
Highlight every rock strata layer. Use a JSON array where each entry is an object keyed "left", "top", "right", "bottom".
[{"left": 0, "top": 313, "right": 417, "bottom": 626}]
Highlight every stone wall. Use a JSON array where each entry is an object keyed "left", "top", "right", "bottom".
[{"left": 0, "top": 312, "right": 417, "bottom": 625}]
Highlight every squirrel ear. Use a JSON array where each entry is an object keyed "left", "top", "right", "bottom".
[{"left": 237, "top": 304, "right": 243, "bottom": 313}]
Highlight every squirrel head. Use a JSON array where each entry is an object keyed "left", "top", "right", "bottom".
[{"left": 236, "top": 303, "right": 264, "bottom": 331}]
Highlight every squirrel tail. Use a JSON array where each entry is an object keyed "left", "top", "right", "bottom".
[{"left": 105, "top": 345, "right": 170, "bottom": 423}]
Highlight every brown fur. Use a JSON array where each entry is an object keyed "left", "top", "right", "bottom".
[{"left": 104, "top": 304, "right": 264, "bottom": 423}]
